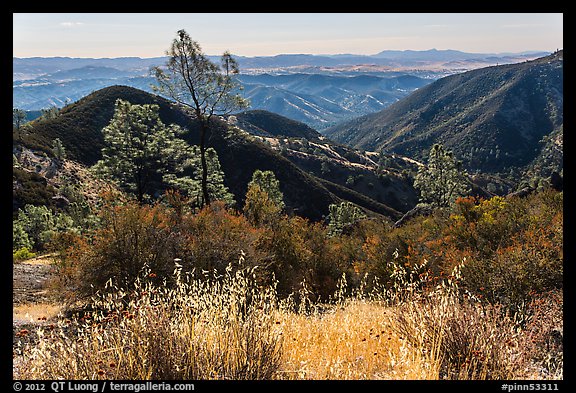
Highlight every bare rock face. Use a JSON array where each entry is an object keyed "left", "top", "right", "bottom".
[
  {"left": 13, "top": 145, "right": 116, "bottom": 212},
  {"left": 14, "top": 146, "right": 60, "bottom": 178}
]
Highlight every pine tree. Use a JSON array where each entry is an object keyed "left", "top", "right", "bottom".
[
  {"left": 327, "top": 201, "right": 366, "bottom": 236},
  {"left": 52, "top": 138, "right": 66, "bottom": 163},
  {"left": 243, "top": 170, "right": 284, "bottom": 227},
  {"left": 13, "top": 108, "right": 26, "bottom": 141},
  {"left": 413, "top": 144, "right": 470, "bottom": 208},
  {"left": 93, "top": 99, "right": 195, "bottom": 203},
  {"left": 153, "top": 29, "right": 249, "bottom": 207},
  {"left": 40, "top": 106, "right": 60, "bottom": 120},
  {"left": 165, "top": 146, "right": 235, "bottom": 208},
  {"left": 247, "top": 170, "right": 285, "bottom": 210}
]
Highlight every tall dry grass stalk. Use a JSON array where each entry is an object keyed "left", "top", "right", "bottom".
[
  {"left": 272, "top": 270, "right": 441, "bottom": 380},
  {"left": 14, "top": 257, "right": 282, "bottom": 380},
  {"left": 389, "top": 260, "right": 562, "bottom": 380},
  {"left": 274, "top": 299, "right": 442, "bottom": 379},
  {"left": 14, "top": 256, "right": 562, "bottom": 380}
]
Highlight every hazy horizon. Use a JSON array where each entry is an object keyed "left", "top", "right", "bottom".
[
  {"left": 13, "top": 13, "right": 563, "bottom": 58},
  {"left": 12, "top": 48, "right": 555, "bottom": 60}
]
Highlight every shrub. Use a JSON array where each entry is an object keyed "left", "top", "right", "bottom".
[
  {"left": 181, "top": 201, "right": 270, "bottom": 279},
  {"left": 13, "top": 168, "right": 57, "bottom": 213},
  {"left": 13, "top": 220, "right": 32, "bottom": 251},
  {"left": 256, "top": 214, "right": 349, "bottom": 300},
  {"left": 392, "top": 190, "right": 563, "bottom": 309},
  {"left": 13, "top": 204, "right": 76, "bottom": 251},
  {"left": 13, "top": 247, "right": 36, "bottom": 261},
  {"left": 455, "top": 191, "right": 563, "bottom": 307},
  {"left": 58, "top": 200, "right": 187, "bottom": 298},
  {"left": 462, "top": 224, "right": 563, "bottom": 308},
  {"left": 55, "top": 198, "right": 275, "bottom": 299}
]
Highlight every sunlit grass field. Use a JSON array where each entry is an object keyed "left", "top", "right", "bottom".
[{"left": 14, "top": 260, "right": 562, "bottom": 380}]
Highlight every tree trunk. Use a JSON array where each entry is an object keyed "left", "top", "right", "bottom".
[{"left": 199, "top": 120, "right": 211, "bottom": 206}]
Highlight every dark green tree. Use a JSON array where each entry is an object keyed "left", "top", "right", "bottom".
[
  {"left": 327, "top": 201, "right": 366, "bottom": 236},
  {"left": 52, "top": 138, "right": 66, "bottom": 163},
  {"left": 93, "top": 99, "right": 195, "bottom": 203},
  {"left": 13, "top": 108, "right": 26, "bottom": 141},
  {"left": 14, "top": 204, "right": 75, "bottom": 251},
  {"left": 152, "top": 29, "right": 249, "bottom": 207},
  {"left": 164, "top": 146, "right": 235, "bottom": 208},
  {"left": 413, "top": 144, "right": 470, "bottom": 208}
]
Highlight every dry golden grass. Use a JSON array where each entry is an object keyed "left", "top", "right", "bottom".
[
  {"left": 14, "top": 261, "right": 282, "bottom": 380},
  {"left": 13, "top": 303, "right": 63, "bottom": 324},
  {"left": 13, "top": 259, "right": 562, "bottom": 381},
  {"left": 274, "top": 300, "right": 438, "bottom": 379}
]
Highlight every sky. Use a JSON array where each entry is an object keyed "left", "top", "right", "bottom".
[{"left": 13, "top": 13, "right": 563, "bottom": 58}]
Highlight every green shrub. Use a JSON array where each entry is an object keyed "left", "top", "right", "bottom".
[
  {"left": 13, "top": 247, "right": 36, "bottom": 261},
  {"left": 13, "top": 204, "right": 77, "bottom": 251},
  {"left": 13, "top": 220, "right": 32, "bottom": 251}
]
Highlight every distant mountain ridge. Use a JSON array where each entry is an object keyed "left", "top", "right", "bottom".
[
  {"left": 237, "top": 72, "right": 431, "bottom": 129},
  {"left": 323, "top": 51, "right": 563, "bottom": 184},
  {"left": 13, "top": 50, "right": 547, "bottom": 77},
  {"left": 13, "top": 50, "right": 551, "bottom": 131}
]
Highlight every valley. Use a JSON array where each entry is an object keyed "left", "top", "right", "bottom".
[{"left": 13, "top": 49, "right": 546, "bottom": 130}]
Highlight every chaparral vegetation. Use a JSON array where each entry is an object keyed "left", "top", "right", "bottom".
[{"left": 13, "top": 32, "right": 562, "bottom": 381}]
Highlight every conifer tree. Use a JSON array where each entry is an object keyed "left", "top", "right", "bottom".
[
  {"left": 327, "top": 201, "right": 366, "bottom": 236},
  {"left": 93, "top": 99, "right": 195, "bottom": 203},
  {"left": 13, "top": 108, "right": 26, "bottom": 141},
  {"left": 153, "top": 29, "right": 249, "bottom": 207},
  {"left": 413, "top": 144, "right": 470, "bottom": 208},
  {"left": 243, "top": 170, "right": 284, "bottom": 227},
  {"left": 248, "top": 170, "right": 285, "bottom": 210},
  {"left": 164, "top": 146, "right": 235, "bottom": 208},
  {"left": 94, "top": 99, "right": 234, "bottom": 206},
  {"left": 52, "top": 138, "right": 66, "bottom": 162}
]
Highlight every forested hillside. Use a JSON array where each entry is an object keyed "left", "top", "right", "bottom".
[{"left": 14, "top": 85, "right": 411, "bottom": 221}]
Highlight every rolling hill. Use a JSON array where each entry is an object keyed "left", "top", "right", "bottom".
[
  {"left": 233, "top": 110, "right": 323, "bottom": 139},
  {"left": 237, "top": 73, "right": 431, "bottom": 129},
  {"left": 14, "top": 51, "right": 546, "bottom": 130},
  {"left": 13, "top": 68, "right": 431, "bottom": 130},
  {"left": 323, "top": 51, "right": 563, "bottom": 183},
  {"left": 14, "top": 85, "right": 410, "bottom": 221},
  {"left": 229, "top": 110, "right": 420, "bottom": 213}
]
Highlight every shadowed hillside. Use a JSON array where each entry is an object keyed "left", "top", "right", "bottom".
[
  {"left": 14, "top": 85, "right": 405, "bottom": 221},
  {"left": 324, "top": 51, "right": 563, "bottom": 181}
]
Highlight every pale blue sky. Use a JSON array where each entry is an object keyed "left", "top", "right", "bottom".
[{"left": 13, "top": 13, "right": 563, "bottom": 58}]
